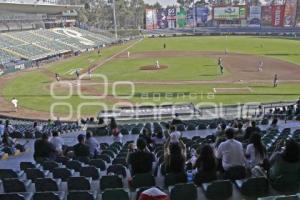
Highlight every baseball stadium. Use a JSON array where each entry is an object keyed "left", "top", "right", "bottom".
[{"left": 0, "top": 0, "right": 300, "bottom": 200}]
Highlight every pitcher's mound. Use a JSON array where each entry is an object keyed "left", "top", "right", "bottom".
[{"left": 139, "top": 65, "right": 168, "bottom": 71}]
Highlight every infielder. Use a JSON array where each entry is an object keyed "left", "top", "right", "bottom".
[
  {"left": 156, "top": 60, "right": 160, "bottom": 69},
  {"left": 75, "top": 69, "right": 80, "bottom": 80},
  {"left": 220, "top": 63, "right": 224, "bottom": 75},
  {"left": 273, "top": 74, "right": 278, "bottom": 87},
  {"left": 258, "top": 61, "right": 263, "bottom": 72}
]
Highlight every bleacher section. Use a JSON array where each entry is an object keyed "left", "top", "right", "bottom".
[
  {"left": 0, "top": 118, "right": 300, "bottom": 200},
  {"left": 0, "top": 27, "right": 116, "bottom": 64}
]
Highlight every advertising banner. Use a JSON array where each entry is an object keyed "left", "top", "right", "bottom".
[
  {"left": 187, "top": 7, "right": 195, "bottom": 27},
  {"left": 213, "top": 7, "right": 240, "bottom": 20},
  {"left": 249, "top": 6, "right": 261, "bottom": 27},
  {"left": 261, "top": 6, "right": 272, "bottom": 26},
  {"left": 239, "top": 7, "right": 246, "bottom": 19},
  {"left": 196, "top": 7, "right": 210, "bottom": 26},
  {"left": 272, "top": 5, "right": 285, "bottom": 27},
  {"left": 166, "top": 7, "right": 176, "bottom": 28},
  {"left": 145, "top": 9, "right": 158, "bottom": 30},
  {"left": 157, "top": 9, "right": 168, "bottom": 29},
  {"left": 284, "top": 0, "right": 298, "bottom": 27},
  {"left": 177, "top": 7, "right": 187, "bottom": 28}
]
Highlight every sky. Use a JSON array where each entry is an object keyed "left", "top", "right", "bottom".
[{"left": 144, "top": 0, "right": 177, "bottom": 6}]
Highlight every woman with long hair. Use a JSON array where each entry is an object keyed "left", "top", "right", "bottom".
[
  {"left": 193, "top": 144, "right": 217, "bottom": 185},
  {"left": 110, "top": 117, "right": 122, "bottom": 143},
  {"left": 164, "top": 137, "right": 186, "bottom": 174},
  {"left": 245, "top": 132, "right": 267, "bottom": 169}
]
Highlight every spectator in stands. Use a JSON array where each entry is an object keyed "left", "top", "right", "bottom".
[
  {"left": 245, "top": 133, "right": 267, "bottom": 169},
  {"left": 86, "top": 131, "right": 100, "bottom": 157},
  {"left": 33, "top": 133, "right": 57, "bottom": 161},
  {"left": 268, "top": 118, "right": 279, "bottom": 132},
  {"left": 163, "top": 123, "right": 170, "bottom": 138},
  {"left": 215, "top": 123, "right": 227, "bottom": 136},
  {"left": 244, "top": 121, "right": 261, "bottom": 140},
  {"left": 171, "top": 113, "right": 183, "bottom": 125},
  {"left": 169, "top": 125, "right": 181, "bottom": 143},
  {"left": 164, "top": 136, "right": 186, "bottom": 174},
  {"left": 194, "top": 144, "right": 217, "bottom": 185},
  {"left": 269, "top": 139, "right": 300, "bottom": 190},
  {"left": 1, "top": 132, "right": 16, "bottom": 155},
  {"left": 0, "top": 120, "right": 4, "bottom": 137},
  {"left": 127, "top": 138, "right": 155, "bottom": 176},
  {"left": 49, "top": 131, "right": 64, "bottom": 154},
  {"left": 217, "top": 128, "right": 246, "bottom": 171},
  {"left": 73, "top": 134, "right": 90, "bottom": 158},
  {"left": 4, "top": 120, "right": 15, "bottom": 135},
  {"left": 110, "top": 117, "right": 122, "bottom": 143},
  {"left": 235, "top": 122, "right": 244, "bottom": 141},
  {"left": 97, "top": 117, "right": 107, "bottom": 129},
  {"left": 151, "top": 131, "right": 166, "bottom": 145},
  {"left": 139, "top": 128, "right": 153, "bottom": 148}
]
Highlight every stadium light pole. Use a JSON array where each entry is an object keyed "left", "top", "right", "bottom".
[{"left": 112, "top": 0, "right": 118, "bottom": 40}]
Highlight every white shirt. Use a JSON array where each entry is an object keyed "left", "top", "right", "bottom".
[
  {"left": 170, "top": 131, "right": 181, "bottom": 143},
  {"left": 11, "top": 99, "right": 18, "bottom": 108},
  {"left": 49, "top": 136, "right": 64, "bottom": 151},
  {"left": 217, "top": 139, "right": 245, "bottom": 170},
  {"left": 86, "top": 137, "right": 99, "bottom": 155},
  {"left": 246, "top": 144, "right": 265, "bottom": 168}
]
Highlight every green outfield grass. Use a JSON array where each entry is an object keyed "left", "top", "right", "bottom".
[
  {"left": 93, "top": 57, "right": 226, "bottom": 81},
  {"left": 1, "top": 36, "right": 300, "bottom": 115}
]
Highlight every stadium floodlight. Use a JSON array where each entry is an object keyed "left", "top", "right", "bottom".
[{"left": 112, "top": 0, "right": 118, "bottom": 40}]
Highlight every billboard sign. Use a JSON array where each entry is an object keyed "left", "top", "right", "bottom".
[
  {"left": 196, "top": 7, "right": 210, "bottom": 26},
  {"left": 157, "top": 9, "right": 168, "bottom": 29},
  {"left": 166, "top": 7, "right": 176, "bottom": 28},
  {"left": 145, "top": 9, "right": 158, "bottom": 30},
  {"left": 213, "top": 7, "right": 240, "bottom": 20},
  {"left": 249, "top": 6, "right": 261, "bottom": 27},
  {"left": 187, "top": 7, "right": 195, "bottom": 27},
  {"left": 262, "top": 6, "right": 272, "bottom": 26},
  {"left": 272, "top": 5, "right": 285, "bottom": 27},
  {"left": 284, "top": 0, "right": 297, "bottom": 27}
]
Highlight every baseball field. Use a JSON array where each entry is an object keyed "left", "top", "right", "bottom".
[{"left": 1, "top": 36, "right": 300, "bottom": 119}]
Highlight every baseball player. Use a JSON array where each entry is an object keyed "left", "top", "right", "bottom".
[
  {"left": 273, "top": 74, "right": 278, "bottom": 87},
  {"left": 220, "top": 63, "right": 224, "bottom": 75},
  {"left": 75, "top": 69, "right": 80, "bottom": 80},
  {"left": 55, "top": 73, "right": 60, "bottom": 82},
  {"left": 11, "top": 97, "right": 18, "bottom": 112},
  {"left": 218, "top": 57, "right": 222, "bottom": 66},
  {"left": 258, "top": 61, "right": 263, "bottom": 72},
  {"left": 156, "top": 60, "right": 160, "bottom": 69}
]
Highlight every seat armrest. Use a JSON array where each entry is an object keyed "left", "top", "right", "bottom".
[
  {"left": 24, "top": 179, "right": 32, "bottom": 188},
  {"left": 202, "top": 183, "right": 209, "bottom": 191},
  {"left": 234, "top": 179, "right": 245, "bottom": 189}
]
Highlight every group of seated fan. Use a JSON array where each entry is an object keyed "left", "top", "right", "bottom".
[
  {"left": 0, "top": 119, "right": 79, "bottom": 157},
  {"left": 33, "top": 117, "right": 300, "bottom": 194}
]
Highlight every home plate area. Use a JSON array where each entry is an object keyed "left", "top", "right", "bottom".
[{"left": 213, "top": 87, "right": 253, "bottom": 93}]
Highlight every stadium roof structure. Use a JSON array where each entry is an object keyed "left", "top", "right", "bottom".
[{"left": 0, "top": 2, "right": 83, "bottom": 14}]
